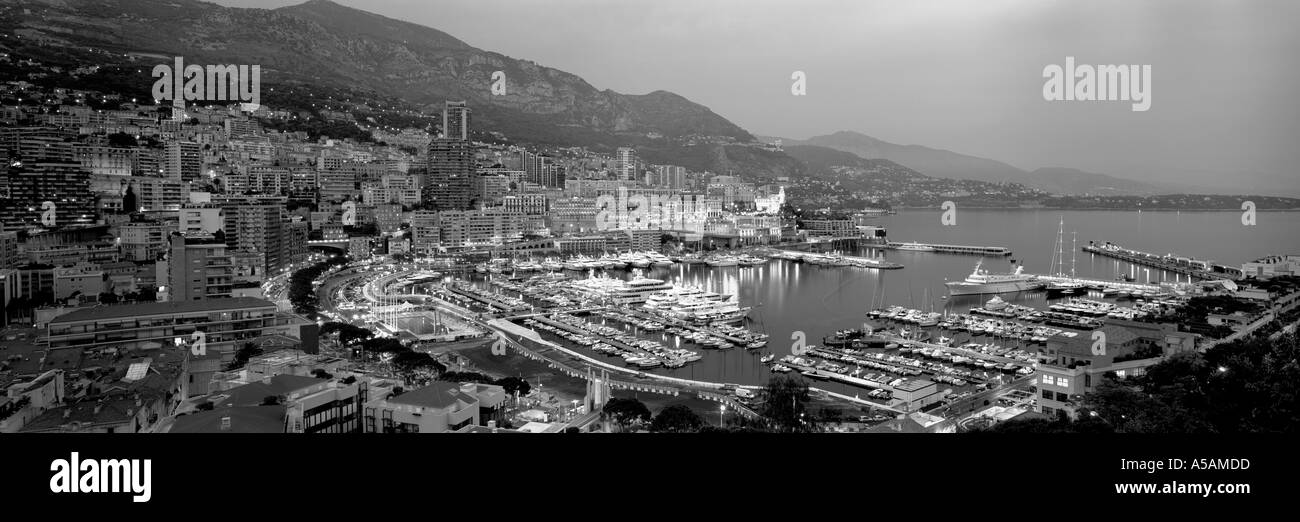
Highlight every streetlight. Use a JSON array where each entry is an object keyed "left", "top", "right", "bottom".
[{"left": 719, "top": 404, "right": 726, "bottom": 426}]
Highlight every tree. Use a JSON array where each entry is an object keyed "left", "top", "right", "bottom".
[
  {"left": 494, "top": 376, "right": 531, "bottom": 397},
  {"left": 122, "top": 183, "right": 138, "bottom": 212},
  {"left": 260, "top": 395, "right": 282, "bottom": 406},
  {"left": 98, "top": 292, "right": 119, "bottom": 304},
  {"left": 107, "top": 132, "right": 138, "bottom": 148},
  {"left": 602, "top": 397, "right": 652, "bottom": 429},
  {"left": 650, "top": 404, "right": 704, "bottom": 433},
  {"left": 438, "top": 371, "right": 494, "bottom": 384},
  {"left": 226, "top": 342, "right": 264, "bottom": 371},
  {"left": 361, "top": 337, "right": 406, "bottom": 357},
  {"left": 311, "top": 369, "right": 334, "bottom": 379},
  {"left": 322, "top": 322, "right": 374, "bottom": 347},
  {"left": 392, "top": 350, "right": 446, "bottom": 374},
  {"left": 759, "top": 374, "right": 814, "bottom": 432}
]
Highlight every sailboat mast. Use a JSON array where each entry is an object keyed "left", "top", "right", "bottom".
[
  {"left": 1056, "top": 217, "right": 1064, "bottom": 277},
  {"left": 1070, "top": 231, "right": 1077, "bottom": 279}
]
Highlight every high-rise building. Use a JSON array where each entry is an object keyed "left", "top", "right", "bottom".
[
  {"left": 221, "top": 203, "right": 289, "bottom": 276},
  {"left": 165, "top": 141, "right": 203, "bottom": 182},
  {"left": 442, "top": 101, "right": 470, "bottom": 141},
  {"left": 0, "top": 160, "right": 97, "bottom": 231},
  {"left": 425, "top": 139, "right": 476, "bottom": 211},
  {"left": 616, "top": 147, "right": 637, "bottom": 181},
  {"left": 180, "top": 204, "right": 225, "bottom": 235},
  {"left": 167, "top": 233, "right": 234, "bottom": 302},
  {"left": 119, "top": 221, "right": 168, "bottom": 262},
  {"left": 131, "top": 177, "right": 189, "bottom": 211},
  {"left": 409, "top": 210, "right": 441, "bottom": 253}
]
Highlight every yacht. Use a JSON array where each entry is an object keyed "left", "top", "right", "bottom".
[
  {"left": 945, "top": 260, "right": 1043, "bottom": 296},
  {"left": 984, "top": 295, "right": 1009, "bottom": 311},
  {"left": 667, "top": 295, "right": 751, "bottom": 325},
  {"left": 706, "top": 255, "right": 739, "bottom": 267},
  {"left": 896, "top": 242, "right": 936, "bottom": 252},
  {"left": 563, "top": 255, "right": 591, "bottom": 271},
  {"left": 646, "top": 252, "right": 674, "bottom": 266},
  {"left": 568, "top": 270, "right": 673, "bottom": 304}
]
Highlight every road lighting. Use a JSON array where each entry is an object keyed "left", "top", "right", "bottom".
[{"left": 719, "top": 404, "right": 726, "bottom": 426}]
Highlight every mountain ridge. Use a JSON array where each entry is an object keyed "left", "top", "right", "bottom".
[{"left": 768, "top": 130, "right": 1228, "bottom": 195}]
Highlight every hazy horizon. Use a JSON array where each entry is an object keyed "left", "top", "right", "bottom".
[{"left": 211, "top": 0, "right": 1300, "bottom": 195}]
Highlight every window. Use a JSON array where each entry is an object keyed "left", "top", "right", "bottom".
[
  {"left": 1055, "top": 392, "right": 1070, "bottom": 402},
  {"left": 1057, "top": 377, "right": 1070, "bottom": 388},
  {"left": 1042, "top": 406, "right": 1056, "bottom": 416},
  {"left": 1042, "top": 389, "right": 1052, "bottom": 399},
  {"left": 1041, "top": 375, "right": 1055, "bottom": 386}
]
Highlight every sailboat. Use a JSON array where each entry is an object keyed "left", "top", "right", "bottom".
[{"left": 1046, "top": 217, "right": 1086, "bottom": 295}]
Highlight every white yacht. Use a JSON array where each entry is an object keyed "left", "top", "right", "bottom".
[
  {"left": 945, "top": 260, "right": 1042, "bottom": 296},
  {"left": 984, "top": 295, "right": 1009, "bottom": 311},
  {"left": 706, "top": 255, "right": 739, "bottom": 267},
  {"left": 896, "top": 242, "right": 936, "bottom": 252},
  {"left": 667, "top": 295, "right": 750, "bottom": 324},
  {"left": 568, "top": 270, "right": 673, "bottom": 304}
]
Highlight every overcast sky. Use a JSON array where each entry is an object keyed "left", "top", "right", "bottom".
[{"left": 213, "top": 0, "right": 1299, "bottom": 193}]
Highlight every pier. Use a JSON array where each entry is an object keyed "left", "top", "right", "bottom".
[
  {"left": 1033, "top": 274, "right": 1164, "bottom": 293},
  {"left": 1082, "top": 243, "right": 1241, "bottom": 281},
  {"left": 615, "top": 308, "right": 750, "bottom": 344},
  {"left": 444, "top": 285, "right": 521, "bottom": 311},
  {"left": 777, "top": 250, "right": 905, "bottom": 269},
  {"left": 884, "top": 242, "right": 1012, "bottom": 256}
]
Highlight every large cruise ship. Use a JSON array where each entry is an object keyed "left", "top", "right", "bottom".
[{"left": 944, "top": 260, "right": 1043, "bottom": 296}]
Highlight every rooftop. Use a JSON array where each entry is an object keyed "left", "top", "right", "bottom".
[
  {"left": 388, "top": 381, "right": 477, "bottom": 410},
  {"left": 49, "top": 297, "right": 277, "bottom": 324},
  {"left": 892, "top": 379, "right": 936, "bottom": 393},
  {"left": 170, "top": 406, "right": 286, "bottom": 434},
  {"left": 215, "top": 374, "right": 327, "bottom": 407}
]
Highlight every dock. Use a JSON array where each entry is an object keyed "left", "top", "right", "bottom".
[
  {"left": 884, "top": 242, "right": 1012, "bottom": 256},
  {"left": 1082, "top": 243, "right": 1241, "bottom": 281},
  {"left": 613, "top": 307, "right": 749, "bottom": 345},
  {"left": 1032, "top": 274, "right": 1164, "bottom": 293},
  {"left": 444, "top": 285, "right": 523, "bottom": 312},
  {"left": 778, "top": 250, "right": 905, "bottom": 269}
]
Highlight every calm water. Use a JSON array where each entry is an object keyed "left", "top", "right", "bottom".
[{"left": 486, "top": 209, "right": 1300, "bottom": 393}]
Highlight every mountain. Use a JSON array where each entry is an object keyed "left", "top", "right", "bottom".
[
  {"left": 2, "top": 0, "right": 753, "bottom": 146},
  {"left": 1024, "top": 167, "right": 1168, "bottom": 197},
  {"left": 776, "top": 131, "right": 1173, "bottom": 195}
]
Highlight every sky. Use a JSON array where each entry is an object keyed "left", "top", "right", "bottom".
[{"left": 212, "top": 0, "right": 1300, "bottom": 194}]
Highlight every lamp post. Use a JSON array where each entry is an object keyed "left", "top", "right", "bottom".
[{"left": 719, "top": 404, "right": 726, "bottom": 426}]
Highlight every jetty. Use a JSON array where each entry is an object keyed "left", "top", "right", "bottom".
[
  {"left": 1082, "top": 243, "right": 1242, "bottom": 281},
  {"left": 884, "top": 242, "right": 1012, "bottom": 256}
]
